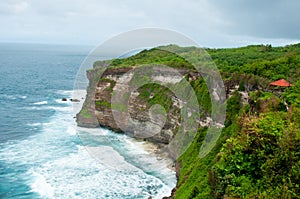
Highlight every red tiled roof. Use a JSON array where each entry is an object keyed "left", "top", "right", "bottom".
[{"left": 270, "top": 79, "right": 293, "bottom": 87}]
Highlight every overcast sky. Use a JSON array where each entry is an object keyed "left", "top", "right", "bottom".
[{"left": 1, "top": 0, "right": 299, "bottom": 47}]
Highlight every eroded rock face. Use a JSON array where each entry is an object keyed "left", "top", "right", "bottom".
[
  {"left": 76, "top": 63, "right": 203, "bottom": 145},
  {"left": 93, "top": 66, "right": 185, "bottom": 144},
  {"left": 76, "top": 113, "right": 99, "bottom": 128},
  {"left": 76, "top": 63, "right": 223, "bottom": 146}
]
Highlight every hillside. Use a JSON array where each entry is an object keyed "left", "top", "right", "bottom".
[{"left": 77, "top": 44, "right": 300, "bottom": 199}]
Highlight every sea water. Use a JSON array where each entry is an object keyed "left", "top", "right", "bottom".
[{"left": 0, "top": 43, "right": 176, "bottom": 199}]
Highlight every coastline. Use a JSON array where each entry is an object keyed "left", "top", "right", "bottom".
[
  {"left": 72, "top": 90, "right": 175, "bottom": 168},
  {"left": 132, "top": 139, "right": 176, "bottom": 172},
  {"left": 73, "top": 89, "right": 177, "bottom": 198}
]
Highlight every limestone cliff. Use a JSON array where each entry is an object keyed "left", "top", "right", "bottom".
[
  {"left": 76, "top": 60, "right": 271, "bottom": 147},
  {"left": 76, "top": 62, "right": 195, "bottom": 145},
  {"left": 77, "top": 62, "right": 252, "bottom": 137}
]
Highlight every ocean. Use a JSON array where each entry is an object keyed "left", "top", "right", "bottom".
[{"left": 0, "top": 43, "right": 176, "bottom": 199}]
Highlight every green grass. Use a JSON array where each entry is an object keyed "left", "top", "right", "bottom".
[
  {"left": 111, "top": 103, "right": 127, "bottom": 112},
  {"left": 99, "top": 78, "right": 116, "bottom": 91},
  {"left": 79, "top": 108, "right": 93, "bottom": 119},
  {"left": 138, "top": 83, "right": 173, "bottom": 113},
  {"left": 95, "top": 100, "right": 110, "bottom": 107},
  {"left": 94, "top": 48, "right": 194, "bottom": 70}
]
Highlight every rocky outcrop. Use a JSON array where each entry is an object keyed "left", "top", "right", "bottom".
[
  {"left": 76, "top": 62, "right": 226, "bottom": 145},
  {"left": 76, "top": 113, "right": 99, "bottom": 128},
  {"left": 76, "top": 62, "right": 107, "bottom": 128},
  {"left": 77, "top": 64, "right": 190, "bottom": 145}
]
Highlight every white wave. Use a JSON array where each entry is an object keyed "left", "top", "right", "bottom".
[
  {"left": 24, "top": 106, "right": 72, "bottom": 112},
  {"left": 122, "top": 137, "right": 176, "bottom": 187},
  {"left": 0, "top": 90, "right": 175, "bottom": 199},
  {"left": 50, "top": 106, "right": 73, "bottom": 112},
  {"left": 77, "top": 127, "right": 109, "bottom": 136},
  {"left": 66, "top": 126, "right": 76, "bottom": 135},
  {"left": 2, "top": 128, "right": 175, "bottom": 199},
  {"left": 72, "top": 89, "right": 86, "bottom": 99},
  {"left": 56, "top": 90, "right": 86, "bottom": 97},
  {"left": 33, "top": 101, "right": 48, "bottom": 105},
  {"left": 26, "top": 145, "right": 170, "bottom": 199},
  {"left": 55, "top": 90, "right": 74, "bottom": 96},
  {"left": 0, "top": 94, "right": 27, "bottom": 100},
  {"left": 27, "top": 123, "right": 42, "bottom": 127},
  {"left": 30, "top": 171, "right": 54, "bottom": 198},
  {"left": 86, "top": 146, "right": 136, "bottom": 171}
]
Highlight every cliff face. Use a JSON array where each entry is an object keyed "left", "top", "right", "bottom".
[
  {"left": 76, "top": 67, "right": 103, "bottom": 128},
  {"left": 77, "top": 63, "right": 193, "bottom": 145},
  {"left": 76, "top": 62, "right": 260, "bottom": 145}
]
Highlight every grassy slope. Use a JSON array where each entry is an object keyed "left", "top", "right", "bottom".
[{"left": 171, "top": 44, "right": 300, "bottom": 199}]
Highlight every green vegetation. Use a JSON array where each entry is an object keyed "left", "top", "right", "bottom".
[
  {"left": 138, "top": 83, "right": 174, "bottom": 113},
  {"left": 95, "top": 48, "right": 194, "bottom": 69},
  {"left": 190, "top": 77, "right": 212, "bottom": 113},
  {"left": 95, "top": 100, "right": 127, "bottom": 111},
  {"left": 207, "top": 44, "right": 300, "bottom": 82},
  {"left": 210, "top": 111, "right": 300, "bottom": 198},
  {"left": 78, "top": 108, "right": 93, "bottom": 119},
  {"left": 95, "top": 100, "right": 110, "bottom": 108},
  {"left": 175, "top": 101, "right": 299, "bottom": 198},
  {"left": 99, "top": 78, "right": 116, "bottom": 91},
  {"left": 89, "top": 43, "right": 300, "bottom": 198},
  {"left": 111, "top": 103, "right": 127, "bottom": 112},
  {"left": 172, "top": 43, "right": 300, "bottom": 198},
  {"left": 159, "top": 43, "right": 300, "bottom": 82},
  {"left": 284, "top": 79, "right": 300, "bottom": 107}
]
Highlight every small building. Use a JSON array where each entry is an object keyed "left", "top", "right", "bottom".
[
  {"left": 269, "top": 79, "right": 293, "bottom": 92},
  {"left": 270, "top": 79, "right": 293, "bottom": 87}
]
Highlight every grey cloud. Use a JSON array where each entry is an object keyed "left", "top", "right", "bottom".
[
  {"left": 0, "top": 0, "right": 299, "bottom": 47},
  {"left": 210, "top": 0, "right": 300, "bottom": 39},
  {"left": 0, "top": 0, "right": 29, "bottom": 15}
]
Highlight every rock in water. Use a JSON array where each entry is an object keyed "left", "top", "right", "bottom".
[{"left": 70, "top": 98, "right": 80, "bottom": 102}]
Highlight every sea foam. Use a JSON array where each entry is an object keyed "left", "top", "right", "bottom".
[
  {"left": 0, "top": 90, "right": 175, "bottom": 199},
  {"left": 33, "top": 101, "right": 48, "bottom": 105}
]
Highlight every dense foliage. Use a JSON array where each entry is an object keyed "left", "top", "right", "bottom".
[
  {"left": 160, "top": 43, "right": 300, "bottom": 82},
  {"left": 173, "top": 44, "right": 300, "bottom": 199},
  {"left": 94, "top": 48, "right": 194, "bottom": 69},
  {"left": 211, "top": 111, "right": 300, "bottom": 198},
  {"left": 207, "top": 44, "right": 300, "bottom": 82}
]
